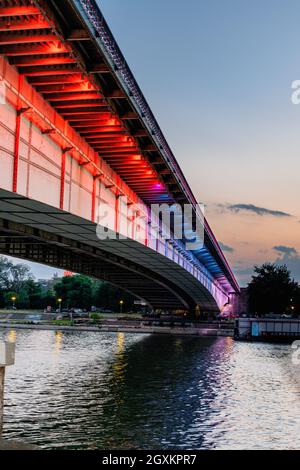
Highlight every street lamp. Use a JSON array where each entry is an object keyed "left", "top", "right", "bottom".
[
  {"left": 57, "top": 298, "right": 62, "bottom": 313},
  {"left": 11, "top": 296, "right": 16, "bottom": 309},
  {"left": 120, "top": 300, "right": 124, "bottom": 314}
]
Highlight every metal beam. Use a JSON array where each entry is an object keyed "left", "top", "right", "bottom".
[
  {"left": 60, "top": 150, "right": 67, "bottom": 210},
  {"left": 19, "top": 65, "right": 80, "bottom": 76},
  {"left": 13, "top": 110, "right": 21, "bottom": 193},
  {"left": 66, "top": 29, "right": 90, "bottom": 41},
  {"left": 71, "top": 120, "right": 113, "bottom": 128},
  {"left": 133, "top": 130, "right": 148, "bottom": 137},
  {"left": 78, "top": 126, "right": 123, "bottom": 134},
  {"left": 60, "top": 107, "right": 110, "bottom": 114},
  {"left": 0, "top": 32, "right": 57, "bottom": 45},
  {"left": 0, "top": 6, "right": 40, "bottom": 17},
  {"left": 105, "top": 89, "right": 126, "bottom": 99},
  {"left": 95, "top": 145, "right": 139, "bottom": 152},
  {"left": 0, "top": 43, "right": 69, "bottom": 56},
  {"left": 46, "top": 91, "right": 101, "bottom": 102},
  {"left": 84, "top": 132, "right": 126, "bottom": 138},
  {"left": 66, "top": 113, "right": 112, "bottom": 121},
  {"left": 35, "top": 83, "right": 95, "bottom": 94},
  {"left": 142, "top": 144, "right": 157, "bottom": 151},
  {"left": 86, "top": 138, "right": 127, "bottom": 144},
  {"left": 10, "top": 56, "right": 76, "bottom": 67},
  {"left": 109, "top": 162, "right": 148, "bottom": 167},
  {"left": 97, "top": 148, "right": 141, "bottom": 154},
  {"left": 0, "top": 19, "right": 50, "bottom": 32},
  {"left": 54, "top": 101, "right": 106, "bottom": 109},
  {"left": 117, "top": 170, "right": 154, "bottom": 176},
  {"left": 121, "top": 112, "right": 139, "bottom": 120},
  {"left": 28, "top": 74, "right": 84, "bottom": 85},
  {"left": 88, "top": 63, "right": 110, "bottom": 73}
]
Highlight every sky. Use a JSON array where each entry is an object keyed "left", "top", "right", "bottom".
[{"left": 8, "top": 0, "right": 300, "bottom": 285}]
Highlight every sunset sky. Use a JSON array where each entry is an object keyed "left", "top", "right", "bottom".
[
  {"left": 98, "top": 0, "right": 300, "bottom": 286},
  {"left": 9, "top": 0, "right": 300, "bottom": 286}
]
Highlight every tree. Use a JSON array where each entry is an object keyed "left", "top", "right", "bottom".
[
  {"left": 0, "top": 256, "right": 14, "bottom": 291},
  {"left": 3, "top": 291, "right": 18, "bottom": 308},
  {"left": 54, "top": 275, "right": 93, "bottom": 310},
  {"left": 41, "top": 289, "right": 56, "bottom": 309},
  {"left": 93, "top": 281, "right": 135, "bottom": 311},
  {"left": 10, "top": 263, "right": 32, "bottom": 293},
  {"left": 21, "top": 280, "right": 43, "bottom": 309},
  {"left": 248, "top": 263, "right": 298, "bottom": 315},
  {"left": 0, "top": 256, "right": 32, "bottom": 293}
]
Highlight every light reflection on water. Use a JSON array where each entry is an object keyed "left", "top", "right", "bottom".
[{"left": 0, "top": 328, "right": 299, "bottom": 450}]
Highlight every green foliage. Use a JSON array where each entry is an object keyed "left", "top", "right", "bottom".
[
  {"left": 0, "top": 255, "right": 137, "bottom": 312},
  {"left": 90, "top": 312, "right": 102, "bottom": 321},
  {"left": 248, "top": 263, "right": 299, "bottom": 315},
  {"left": 3, "top": 291, "right": 18, "bottom": 307},
  {"left": 51, "top": 320, "right": 75, "bottom": 327},
  {"left": 41, "top": 289, "right": 56, "bottom": 308},
  {"left": 93, "top": 281, "right": 135, "bottom": 311},
  {"left": 0, "top": 256, "right": 32, "bottom": 294},
  {"left": 0, "top": 256, "right": 13, "bottom": 291},
  {"left": 54, "top": 274, "right": 93, "bottom": 310},
  {"left": 21, "top": 280, "right": 43, "bottom": 309}
]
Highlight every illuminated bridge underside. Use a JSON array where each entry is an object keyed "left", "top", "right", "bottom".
[
  {"left": 0, "top": 192, "right": 222, "bottom": 311},
  {"left": 0, "top": 0, "right": 239, "bottom": 312}
]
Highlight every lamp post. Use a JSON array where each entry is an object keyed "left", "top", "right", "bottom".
[
  {"left": 290, "top": 299, "right": 295, "bottom": 315},
  {"left": 11, "top": 296, "right": 16, "bottom": 310},
  {"left": 120, "top": 300, "right": 124, "bottom": 314},
  {"left": 57, "top": 298, "right": 62, "bottom": 314}
]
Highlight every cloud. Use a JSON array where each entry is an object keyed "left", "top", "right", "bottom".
[
  {"left": 274, "top": 255, "right": 300, "bottom": 281},
  {"left": 271, "top": 246, "right": 300, "bottom": 281},
  {"left": 227, "top": 204, "right": 291, "bottom": 217},
  {"left": 232, "top": 264, "right": 255, "bottom": 287},
  {"left": 218, "top": 241, "right": 235, "bottom": 253},
  {"left": 232, "top": 247, "right": 300, "bottom": 285},
  {"left": 273, "top": 245, "right": 298, "bottom": 257}
]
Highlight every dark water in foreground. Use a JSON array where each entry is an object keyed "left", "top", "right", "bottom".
[{"left": 0, "top": 328, "right": 299, "bottom": 450}]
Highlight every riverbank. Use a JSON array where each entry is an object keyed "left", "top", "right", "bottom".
[{"left": 0, "top": 322, "right": 234, "bottom": 337}]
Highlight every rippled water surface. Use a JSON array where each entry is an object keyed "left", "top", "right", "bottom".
[{"left": 0, "top": 328, "right": 299, "bottom": 449}]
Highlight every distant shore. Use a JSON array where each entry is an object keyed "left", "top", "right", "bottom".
[{"left": 0, "top": 321, "right": 234, "bottom": 338}]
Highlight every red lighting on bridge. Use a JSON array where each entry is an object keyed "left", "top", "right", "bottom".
[
  {"left": 0, "top": 0, "right": 171, "bottom": 205},
  {"left": 63, "top": 271, "right": 73, "bottom": 277}
]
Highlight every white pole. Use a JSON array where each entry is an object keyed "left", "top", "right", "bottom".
[
  {"left": 0, "top": 367, "right": 5, "bottom": 435},
  {"left": 0, "top": 342, "right": 15, "bottom": 436}
]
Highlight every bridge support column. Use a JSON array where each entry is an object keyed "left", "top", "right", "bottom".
[
  {"left": 195, "top": 304, "right": 201, "bottom": 319},
  {"left": 186, "top": 304, "right": 200, "bottom": 319}
]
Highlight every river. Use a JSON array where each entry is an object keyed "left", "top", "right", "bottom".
[{"left": 0, "top": 328, "right": 299, "bottom": 449}]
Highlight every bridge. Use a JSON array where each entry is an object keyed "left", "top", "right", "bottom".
[{"left": 0, "top": 0, "right": 239, "bottom": 314}]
